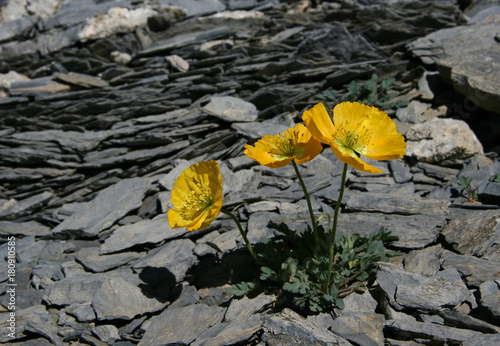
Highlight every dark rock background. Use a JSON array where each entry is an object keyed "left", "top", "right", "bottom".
[{"left": 0, "top": 0, "right": 499, "bottom": 345}]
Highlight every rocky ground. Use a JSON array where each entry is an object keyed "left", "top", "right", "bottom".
[{"left": 0, "top": 0, "right": 499, "bottom": 345}]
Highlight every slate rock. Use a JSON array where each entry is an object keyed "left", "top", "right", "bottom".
[
  {"left": 52, "top": 177, "right": 152, "bottom": 238},
  {"left": 75, "top": 246, "right": 143, "bottom": 272},
  {"left": 385, "top": 318, "right": 484, "bottom": 345},
  {"left": 0, "top": 305, "right": 51, "bottom": 343},
  {"left": 202, "top": 95, "right": 258, "bottom": 122},
  {"left": 65, "top": 302, "right": 96, "bottom": 322},
  {"left": 100, "top": 214, "right": 187, "bottom": 254},
  {"left": 464, "top": 333, "right": 500, "bottom": 346},
  {"left": 441, "top": 209, "right": 500, "bottom": 261},
  {"left": 338, "top": 211, "right": 445, "bottom": 249},
  {"left": 298, "top": 24, "right": 379, "bottom": 62},
  {"left": 54, "top": 72, "right": 109, "bottom": 88},
  {"left": 440, "top": 250, "right": 500, "bottom": 288},
  {"left": 377, "top": 262, "right": 471, "bottom": 312},
  {"left": 329, "top": 311, "right": 385, "bottom": 346},
  {"left": 0, "top": 220, "right": 51, "bottom": 237},
  {"left": 437, "top": 308, "right": 499, "bottom": 333},
  {"left": 92, "top": 276, "right": 168, "bottom": 321},
  {"left": 92, "top": 325, "right": 121, "bottom": 344},
  {"left": 192, "top": 314, "right": 262, "bottom": 346},
  {"left": 388, "top": 159, "right": 413, "bottom": 183},
  {"left": 479, "top": 280, "right": 500, "bottom": 319},
  {"left": 262, "top": 308, "right": 353, "bottom": 346},
  {"left": 137, "top": 26, "right": 230, "bottom": 57},
  {"left": 408, "top": 12, "right": 500, "bottom": 114},
  {"left": 130, "top": 239, "right": 197, "bottom": 282},
  {"left": 403, "top": 245, "right": 441, "bottom": 276},
  {"left": 138, "top": 304, "right": 225, "bottom": 346},
  {"left": 231, "top": 112, "right": 295, "bottom": 139},
  {"left": 346, "top": 192, "right": 450, "bottom": 215},
  {"left": 406, "top": 118, "right": 483, "bottom": 163},
  {"left": 43, "top": 273, "right": 106, "bottom": 306},
  {"left": 395, "top": 100, "right": 432, "bottom": 124},
  {"left": 477, "top": 181, "right": 500, "bottom": 204},
  {"left": 224, "top": 293, "right": 275, "bottom": 322},
  {"left": 0, "top": 191, "right": 53, "bottom": 221},
  {"left": 10, "top": 129, "right": 110, "bottom": 153}
]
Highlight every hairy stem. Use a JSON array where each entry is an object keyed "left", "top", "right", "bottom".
[
  {"left": 292, "top": 160, "right": 319, "bottom": 247},
  {"left": 326, "top": 163, "right": 348, "bottom": 293},
  {"left": 221, "top": 209, "right": 261, "bottom": 265}
]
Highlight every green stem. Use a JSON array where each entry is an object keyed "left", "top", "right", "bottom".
[
  {"left": 221, "top": 209, "right": 261, "bottom": 265},
  {"left": 326, "top": 163, "right": 348, "bottom": 293},
  {"left": 292, "top": 160, "right": 319, "bottom": 247}
]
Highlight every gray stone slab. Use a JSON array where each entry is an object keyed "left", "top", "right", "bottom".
[
  {"left": 75, "top": 246, "right": 142, "bottom": 272},
  {"left": 385, "top": 318, "right": 483, "bottom": 344},
  {"left": 137, "top": 26, "right": 230, "bottom": 57},
  {"left": 0, "top": 191, "right": 53, "bottom": 221},
  {"left": 346, "top": 192, "right": 450, "bottom": 215},
  {"left": 130, "top": 239, "right": 197, "bottom": 282},
  {"left": 52, "top": 177, "right": 152, "bottom": 238},
  {"left": 138, "top": 304, "right": 225, "bottom": 346},
  {"left": 0, "top": 220, "right": 51, "bottom": 237},
  {"left": 377, "top": 263, "right": 471, "bottom": 312},
  {"left": 262, "top": 308, "right": 353, "bottom": 346},
  {"left": 408, "top": 13, "right": 500, "bottom": 114},
  {"left": 440, "top": 250, "right": 500, "bottom": 288},
  {"left": 100, "top": 214, "right": 187, "bottom": 254},
  {"left": 92, "top": 277, "right": 168, "bottom": 321},
  {"left": 202, "top": 96, "right": 258, "bottom": 122},
  {"left": 192, "top": 315, "right": 262, "bottom": 346},
  {"left": 337, "top": 212, "right": 445, "bottom": 249},
  {"left": 441, "top": 209, "right": 500, "bottom": 261}
]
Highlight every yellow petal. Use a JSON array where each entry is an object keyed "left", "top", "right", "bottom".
[
  {"left": 329, "top": 142, "right": 382, "bottom": 174},
  {"left": 168, "top": 160, "right": 223, "bottom": 231},
  {"left": 302, "top": 103, "right": 336, "bottom": 145},
  {"left": 364, "top": 135, "right": 406, "bottom": 160}
]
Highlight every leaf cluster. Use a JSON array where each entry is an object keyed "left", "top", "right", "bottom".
[
  {"left": 227, "top": 223, "right": 402, "bottom": 314},
  {"left": 458, "top": 175, "right": 478, "bottom": 200},
  {"left": 318, "top": 74, "right": 408, "bottom": 110}
]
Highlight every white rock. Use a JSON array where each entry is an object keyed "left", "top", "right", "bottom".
[
  {"left": 79, "top": 7, "right": 157, "bottom": 42},
  {"left": 406, "top": 118, "right": 483, "bottom": 163},
  {"left": 165, "top": 54, "right": 189, "bottom": 72}
]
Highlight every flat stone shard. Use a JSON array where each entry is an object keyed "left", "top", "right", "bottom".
[
  {"left": 0, "top": 191, "right": 53, "bottom": 220},
  {"left": 377, "top": 263, "right": 471, "bottom": 312},
  {"left": 441, "top": 209, "right": 500, "bottom": 261},
  {"left": 385, "top": 318, "right": 483, "bottom": 344},
  {"left": 479, "top": 280, "right": 500, "bottom": 319},
  {"left": 346, "top": 192, "right": 450, "bottom": 215},
  {"left": 138, "top": 304, "right": 225, "bottom": 346},
  {"left": 262, "top": 308, "right": 353, "bottom": 345},
  {"left": 408, "top": 13, "right": 500, "bottom": 114},
  {"left": 52, "top": 178, "right": 152, "bottom": 238},
  {"left": 130, "top": 239, "right": 197, "bottom": 282},
  {"left": 100, "top": 214, "right": 187, "bottom": 254},
  {"left": 202, "top": 96, "right": 258, "bottom": 122},
  {"left": 406, "top": 118, "right": 483, "bottom": 163},
  {"left": 92, "top": 277, "right": 167, "bottom": 321}
]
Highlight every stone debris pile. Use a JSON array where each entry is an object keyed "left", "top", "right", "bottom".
[{"left": 0, "top": 0, "right": 499, "bottom": 345}]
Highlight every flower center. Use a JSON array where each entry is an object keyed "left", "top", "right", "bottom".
[
  {"left": 181, "top": 183, "right": 214, "bottom": 219},
  {"left": 335, "top": 129, "right": 366, "bottom": 156},
  {"left": 269, "top": 134, "right": 295, "bottom": 159}
]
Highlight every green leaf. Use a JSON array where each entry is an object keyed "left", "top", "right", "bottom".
[
  {"left": 347, "top": 81, "right": 360, "bottom": 95},
  {"left": 227, "top": 281, "right": 257, "bottom": 296}
]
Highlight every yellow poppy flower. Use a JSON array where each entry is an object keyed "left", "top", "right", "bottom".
[
  {"left": 302, "top": 102, "right": 406, "bottom": 174},
  {"left": 244, "top": 123, "right": 323, "bottom": 168},
  {"left": 168, "top": 160, "right": 223, "bottom": 231}
]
